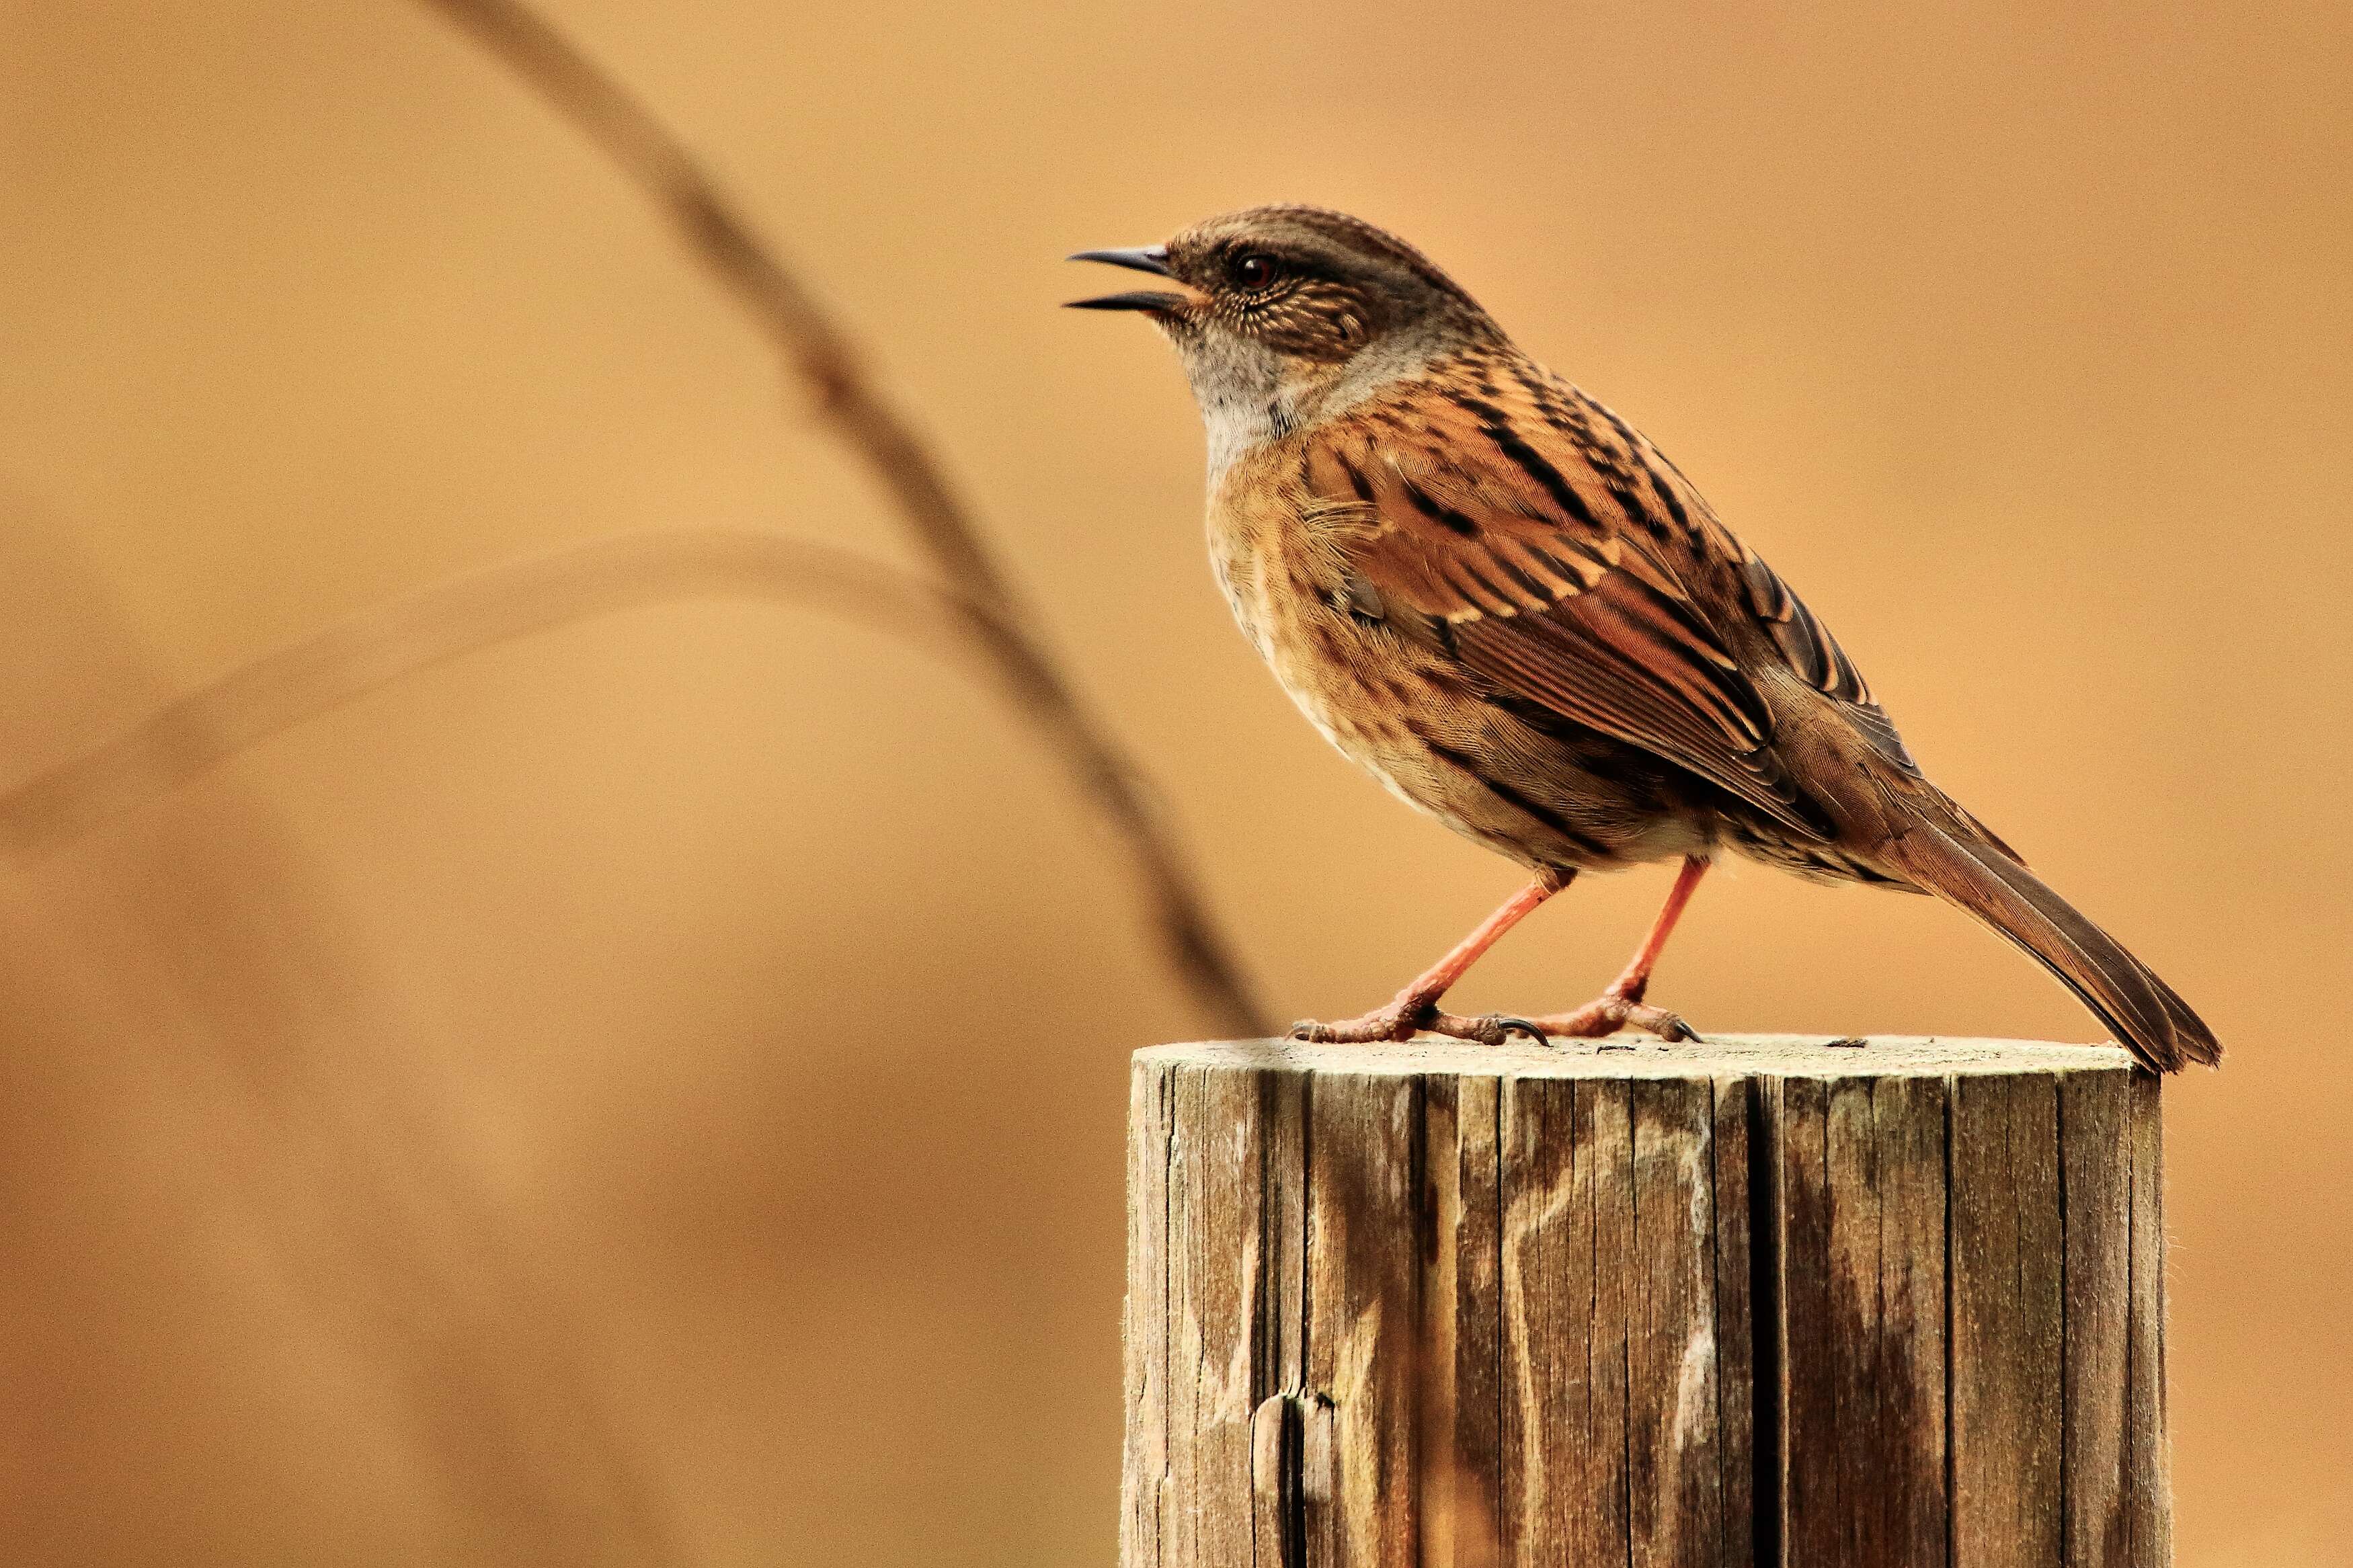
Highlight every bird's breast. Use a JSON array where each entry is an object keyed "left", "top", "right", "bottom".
[
  {"left": 1204, "top": 452, "right": 1540, "bottom": 854},
  {"left": 1208, "top": 456, "right": 1421, "bottom": 761},
  {"left": 1201, "top": 436, "right": 1715, "bottom": 874}
]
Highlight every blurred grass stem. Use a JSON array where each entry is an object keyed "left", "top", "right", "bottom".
[{"left": 411, "top": 0, "right": 1271, "bottom": 1036}]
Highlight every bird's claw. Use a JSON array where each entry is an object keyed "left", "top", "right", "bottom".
[
  {"left": 1288, "top": 1003, "right": 1544, "bottom": 1047},
  {"left": 1290, "top": 1018, "right": 1373, "bottom": 1044},
  {"left": 1419, "top": 1008, "right": 1546, "bottom": 1045},
  {"left": 1644, "top": 1007, "right": 1702, "bottom": 1044},
  {"left": 1289, "top": 995, "right": 1436, "bottom": 1044},
  {"left": 1527, "top": 995, "right": 1701, "bottom": 1044}
]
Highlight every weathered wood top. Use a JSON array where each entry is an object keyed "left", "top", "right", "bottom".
[{"left": 1140, "top": 1033, "right": 2134, "bottom": 1080}]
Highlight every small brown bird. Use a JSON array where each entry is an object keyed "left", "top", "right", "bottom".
[{"left": 1070, "top": 206, "right": 2219, "bottom": 1073}]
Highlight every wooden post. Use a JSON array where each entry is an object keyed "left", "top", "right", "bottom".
[{"left": 1123, "top": 1036, "right": 2169, "bottom": 1567}]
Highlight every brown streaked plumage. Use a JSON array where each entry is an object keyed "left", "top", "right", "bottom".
[{"left": 1070, "top": 206, "right": 2219, "bottom": 1073}]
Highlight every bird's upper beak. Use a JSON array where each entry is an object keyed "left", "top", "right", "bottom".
[{"left": 1065, "top": 246, "right": 1191, "bottom": 313}]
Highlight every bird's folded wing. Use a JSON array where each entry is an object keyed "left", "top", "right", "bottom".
[{"left": 1304, "top": 379, "right": 1872, "bottom": 840}]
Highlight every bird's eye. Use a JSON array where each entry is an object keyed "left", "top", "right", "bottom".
[{"left": 1232, "top": 253, "right": 1278, "bottom": 291}]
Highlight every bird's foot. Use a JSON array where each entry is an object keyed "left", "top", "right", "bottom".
[
  {"left": 1291, "top": 995, "right": 1544, "bottom": 1047},
  {"left": 1529, "top": 989, "right": 1700, "bottom": 1044}
]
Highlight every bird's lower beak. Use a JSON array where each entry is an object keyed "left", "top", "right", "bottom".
[{"left": 1066, "top": 245, "right": 1190, "bottom": 313}]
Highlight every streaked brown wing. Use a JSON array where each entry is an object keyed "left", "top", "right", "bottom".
[
  {"left": 1306, "top": 369, "right": 1881, "bottom": 839},
  {"left": 1519, "top": 371, "right": 1917, "bottom": 773},
  {"left": 1732, "top": 535, "right": 1916, "bottom": 773}
]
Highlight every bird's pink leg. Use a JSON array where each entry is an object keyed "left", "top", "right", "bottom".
[
  {"left": 1291, "top": 870, "right": 1570, "bottom": 1046},
  {"left": 1533, "top": 856, "right": 1710, "bottom": 1042}
]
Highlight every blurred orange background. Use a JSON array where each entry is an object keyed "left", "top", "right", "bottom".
[{"left": 3, "top": 1, "right": 2348, "bottom": 1563}]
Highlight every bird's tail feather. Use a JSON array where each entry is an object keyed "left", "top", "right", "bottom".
[{"left": 1887, "top": 816, "right": 2220, "bottom": 1073}]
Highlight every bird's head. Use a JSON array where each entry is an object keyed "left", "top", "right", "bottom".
[{"left": 1069, "top": 206, "right": 1499, "bottom": 461}]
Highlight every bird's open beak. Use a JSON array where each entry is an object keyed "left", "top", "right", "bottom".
[{"left": 1065, "top": 246, "right": 1190, "bottom": 313}]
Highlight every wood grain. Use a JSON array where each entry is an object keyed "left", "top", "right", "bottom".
[
  {"left": 1951, "top": 1073, "right": 2065, "bottom": 1566},
  {"left": 1125, "top": 1036, "right": 2171, "bottom": 1567},
  {"left": 1774, "top": 1073, "right": 1949, "bottom": 1565}
]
